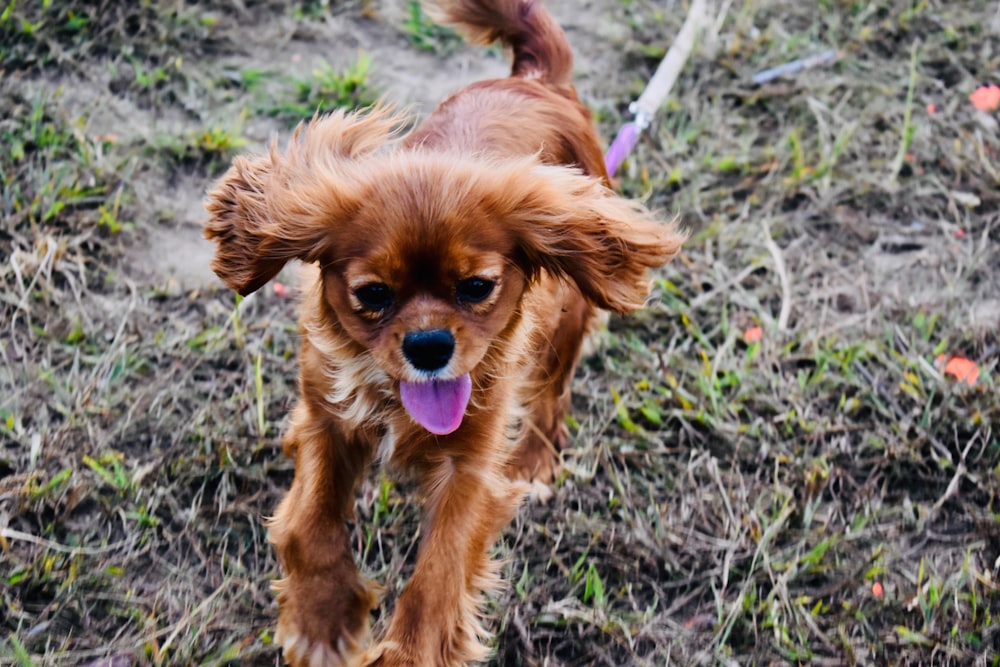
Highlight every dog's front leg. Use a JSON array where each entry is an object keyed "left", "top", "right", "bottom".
[
  {"left": 269, "top": 403, "right": 378, "bottom": 667},
  {"left": 366, "top": 433, "right": 525, "bottom": 667}
]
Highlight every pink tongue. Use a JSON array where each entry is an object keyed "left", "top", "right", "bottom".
[{"left": 399, "top": 374, "right": 472, "bottom": 435}]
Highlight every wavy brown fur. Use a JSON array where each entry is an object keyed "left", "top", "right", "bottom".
[{"left": 203, "top": 0, "right": 685, "bottom": 664}]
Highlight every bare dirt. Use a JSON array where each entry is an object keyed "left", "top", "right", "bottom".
[
  {"left": 121, "top": 0, "right": 624, "bottom": 292},
  {"left": 2, "top": 0, "right": 999, "bottom": 665}
]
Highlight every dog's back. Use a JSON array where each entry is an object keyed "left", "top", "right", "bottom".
[{"left": 408, "top": 0, "right": 609, "bottom": 181}]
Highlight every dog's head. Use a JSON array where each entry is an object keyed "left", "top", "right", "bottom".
[{"left": 205, "top": 106, "right": 683, "bottom": 434}]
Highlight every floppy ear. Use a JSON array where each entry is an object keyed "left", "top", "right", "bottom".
[
  {"left": 204, "top": 105, "right": 404, "bottom": 296},
  {"left": 505, "top": 165, "right": 686, "bottom": 313}
]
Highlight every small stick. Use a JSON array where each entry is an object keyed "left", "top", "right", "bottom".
[{"left": 751, "top": 49, "right": 840, "bottom": 85}]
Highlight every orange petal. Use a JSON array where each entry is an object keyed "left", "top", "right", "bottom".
[
  {"left": 872, "top": 581, "right": 884, "bottom": 597},
  {"left": 969, "top": 84, "right": 1000, "bottom": 112},
  {"left": 743, "top": 326, "right": 763, "bottom": 343},
  {"left": 943, "top": 356, "right": 979, "bottom": 386}
]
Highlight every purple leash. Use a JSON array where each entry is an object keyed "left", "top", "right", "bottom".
[{"left": 604, "top": 120, "right": 641, "bottom": 177}]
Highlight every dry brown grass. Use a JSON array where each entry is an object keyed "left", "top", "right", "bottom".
[{"left": 2, "top": 0, "right": 998, "bottom": 665}]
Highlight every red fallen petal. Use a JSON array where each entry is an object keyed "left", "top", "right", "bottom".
[
  {"left": 273, "top": 282, "right": 288, "bottom": 298},
  {"left": 969, "top": 84, "right": 1000, "bottom": 112},
  {"left": 943, "top": 356, "right": 979, "bottom": 386},
  {"left": 872, "top": 581, "right": 884, "bottom": 597},
  {"left": 744, "top": 326, "right": 763, "bottom": 343}
]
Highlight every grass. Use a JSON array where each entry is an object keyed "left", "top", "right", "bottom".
[
  {"left": 262, "top": 53, "right": 378, "bottom": 122},
  {"left": 402, "top": 0, "right": 462, "bottom": 54},
  {"left": 2, "top": 0, "right": 999, "bottom": 665}
]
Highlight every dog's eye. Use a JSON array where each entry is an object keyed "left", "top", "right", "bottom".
[
  {"left": 456, "top": 277, "right": 496, "bottom": 304},
  {"left": 354, "top": 283, "right": 394, "bottom": 311}
]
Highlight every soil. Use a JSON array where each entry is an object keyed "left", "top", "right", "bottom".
[
  {"left": 3, "top": 0, "right": 999, "bottom": 665},
  {"left": 116, "top": 0, "right": 627, "bottom": 291}
]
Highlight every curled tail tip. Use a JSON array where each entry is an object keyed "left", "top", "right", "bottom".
[{"left": 425, "top": 0, "right": 573, "bottom": 87}]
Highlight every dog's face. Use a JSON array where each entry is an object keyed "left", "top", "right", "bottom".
[
  {"left": 319, "top": 182, "right": 530, "bottom": 433},
  {"left": 204, "top": 108, "right": 683, "bottom": 434}
]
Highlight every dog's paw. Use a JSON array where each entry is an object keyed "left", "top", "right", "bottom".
[
  {"left": 358, "top": 641, "right": 412, "bottom": 667},
  {"left": 527, "top": 477, "right": 555, "bottom": 503},
  {"left": 509, "top": 438, "right": 562, "bottom": 497},
  {"left": 272, "top": 573, "right": 377, "bottom": 667},
  {"left": 276, "top": 625, "right": 363, "bottom": 667}
]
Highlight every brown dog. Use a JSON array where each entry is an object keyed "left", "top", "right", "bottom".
[{"left": 204, "top": 0, "right": 684, "bottom": 664}]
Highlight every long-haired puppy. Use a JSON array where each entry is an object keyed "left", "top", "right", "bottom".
[{"left": 205, "top": 0, "right": 684, "bottom": 664}]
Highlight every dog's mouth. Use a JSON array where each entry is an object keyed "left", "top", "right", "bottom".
[{"left": 399, "top": 374, "right": 472, "bottom": 435}]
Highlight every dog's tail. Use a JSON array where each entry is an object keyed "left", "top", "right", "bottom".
[{"left": 428, "top": 0, "right": 574, "bottom": 90}]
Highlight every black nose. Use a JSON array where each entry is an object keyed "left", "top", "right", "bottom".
[{"left": 402, "top": 329, "right": 455, "bottom": 372}]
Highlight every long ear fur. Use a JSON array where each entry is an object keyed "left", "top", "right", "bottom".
[
  {"left": 204, "top": 105, "right": 405, "bottom": 295},
  {"left": 503, "top": 164, "right": 685, "bottom": 313}
]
